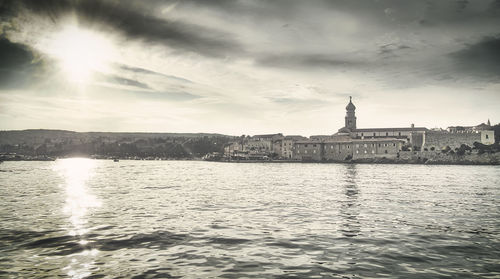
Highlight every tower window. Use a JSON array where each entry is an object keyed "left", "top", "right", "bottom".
[{"left": 486, "top": 134, "right": 489, "bottom": 139}]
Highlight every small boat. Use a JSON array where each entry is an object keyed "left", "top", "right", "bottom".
[{"left": 113, "top": 158, "right": 119, "bottom": 162}]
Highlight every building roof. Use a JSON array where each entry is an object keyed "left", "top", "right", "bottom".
[
  {"left": 346, "top": 96, "right": 356, "bottom": 111},
  {"left": 474, "top": 123, "right": 492, "bottom": 130},
  {"left": 284, "top": 135, "right": 307, "bottom": 140},
  {"left": 353, "top": 127, "right": 428, "bottom": 132},
  {"left": 253, "top": 133, "right": 283, "bottom": 138},
  {"left": 324, "top": 138, "right": 405, "bottom": 143},
  {"left": 295, "top": 138, "right": 405, "bottom": 144}
]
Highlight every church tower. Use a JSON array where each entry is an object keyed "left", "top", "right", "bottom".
[{"left": 345, "top": 96, "right": 356, "bottom": 130}]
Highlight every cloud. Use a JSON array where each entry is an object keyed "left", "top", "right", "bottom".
[
  {"left": 450, "top": 35, "right": 500, "bottom": 81},
  {"left": 124, "top": 90, "right": 202, "bottom": 102},
  {"left": 0, "top": 37, "right": 40, "bottom": 88},
  {"left": 107, "top": 75, "right": 151, "bottom": 90},
  {"left": 5, "top": 0, "right": 244, "bottom": 58},
  {"left": 255, "top": 53, "right": 367, "bottom": 70},
  {"left": 119, "top": 64, "right": 194, "bottom": 84}
]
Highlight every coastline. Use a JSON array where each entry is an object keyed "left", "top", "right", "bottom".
[{"left": 1, "top": 152, "right": 499, "bottom": 165}]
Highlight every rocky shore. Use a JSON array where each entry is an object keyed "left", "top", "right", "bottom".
[{"left": 348, "top": 152, "right": 500, "bottom": 165}]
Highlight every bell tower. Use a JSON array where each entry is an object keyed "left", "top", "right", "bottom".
[{"left": 345, "top": 96, "right": 356, "bottom": 130}]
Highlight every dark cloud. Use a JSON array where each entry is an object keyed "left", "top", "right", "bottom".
[
  {"left": 119, "top": 64, "right": 166, "bottom": 77},
  {"left": 4, "top": 0, "right": 244, "bottom": 58},
  {"left": 0, "top": 37, "right": 39, "bottom": 88},
  {"left": 180, "top": 0, "right": 500, "bottom": 28},
  {"left": 119, "top": 64, "right": 194, "bottom": 84},
  {"left": 378, "top": 44, "right": 412, "bottom": 58},
  {"left": 450, "top": 35, "right": 500, "bottom": 80},
  {"left": 255, "top": 54, "right": 366, "bottom": 70},
  {"left": 108, "top": 75, "right": 151, "bottom": 90}
]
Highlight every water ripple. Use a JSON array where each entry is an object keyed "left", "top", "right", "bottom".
[{"left": 0, "top": 160, "right": 499, "bottom": 278}]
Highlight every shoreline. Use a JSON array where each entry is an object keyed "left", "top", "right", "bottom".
[{"left": 1, "top": 155, "right": 499, "bottom": 165}]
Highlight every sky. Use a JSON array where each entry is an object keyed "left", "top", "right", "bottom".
[{"left": 0, "top": 0, "right": 499, "bottom": 136}]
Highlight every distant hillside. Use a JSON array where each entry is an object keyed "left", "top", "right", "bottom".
[
  {"left": 0, "top": 129, "right": 235, "bottom": 159},
  {"left": 0, "top": 129, "right": 232, "bottom": 145}
]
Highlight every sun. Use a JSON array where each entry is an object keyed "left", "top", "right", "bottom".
[{"left": 46, "top": 25, "right": 115, "bottom": 84}]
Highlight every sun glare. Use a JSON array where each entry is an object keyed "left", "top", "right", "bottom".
[
  {"left": 47, "top": 25, "right": 115, "bottom": 84},
  {"left": 53, "top": 158, "right": 101, "bottom": 235}
]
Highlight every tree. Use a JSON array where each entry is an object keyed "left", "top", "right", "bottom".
[{"left": 492, "top": 123, "right": 500, "bottom": 143}]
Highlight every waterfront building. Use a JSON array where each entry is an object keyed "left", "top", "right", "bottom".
[
  {"left": 223, "top": 97, "right": 495, "bottom": 162},
  {"left": 281, "top": 135, "right": 307, "bottom": 159},
  {"left": 336, "top": 97, "right": 427, "bottom": 148},
  {"left": 244, "top": 133, "right": 284, "bottom": 153},
  {"left": 293, "top": 138, "right": 404, "bottom": 161}
]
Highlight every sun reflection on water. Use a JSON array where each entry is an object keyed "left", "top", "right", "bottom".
[
  {"left": 54, "top": 158, "right": 101, "bottom": 235},
  {"left": 53, "top": 158, "right": 101, "bottom": 279}
]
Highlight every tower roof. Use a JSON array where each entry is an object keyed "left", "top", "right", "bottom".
[{"left": 346, "top": 96, "right": 356, "bottom": 110}]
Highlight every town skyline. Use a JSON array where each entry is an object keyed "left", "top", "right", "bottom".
[{"left": 1, "top": 0, "right": 499, "bottom": 135}]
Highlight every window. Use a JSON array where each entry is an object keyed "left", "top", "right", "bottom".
[
  {"left": 330, "top": 145, "right": 333, "bottom": 149},
  {"left": 361, "top": 133, "right": 364, "bottom": 136},
  {"left": 398, "top": 132, "right": 401, "bottom": 136},
  {"left": 378, "top": 143, "right": 381, "bottom": 147},
  {"left": 373, "top": 133, "right": 376, "bottom": 137},
  {"left": 386, "top": 132, "right": 389, "bottom": 136},
  {"left": 385, "top": 150, "right": 388, "bottom": 154},
  {"left": 305, "top": 150, "right": 307, "bottom": 154},
  {"left": 372, "top": 150, "right": 375, "bottom": 154},
  {"left": 356, "top": 150, "right": 359, "bottom": 154},
  {"left": 364, "top": 150, "right": 367, "bottom": 154},
  {"left": 305, "top": 144, "right": 308, "bottom": 147},
  {"left": 313, "top": 144, "right": 316, "bottom": 147},
  {"left": 393, "top": 143, "right": 396, "bottom": 146},
  {"left": 313, "top": 150, "right": 316, "bottom": 153},
  {"left": 486, "top": 134, "right": 489, "bottom": 139}
]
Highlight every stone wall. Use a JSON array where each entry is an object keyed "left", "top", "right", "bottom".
[{"left": 422, "top": 131, "right": 491, "bottom": 150}]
